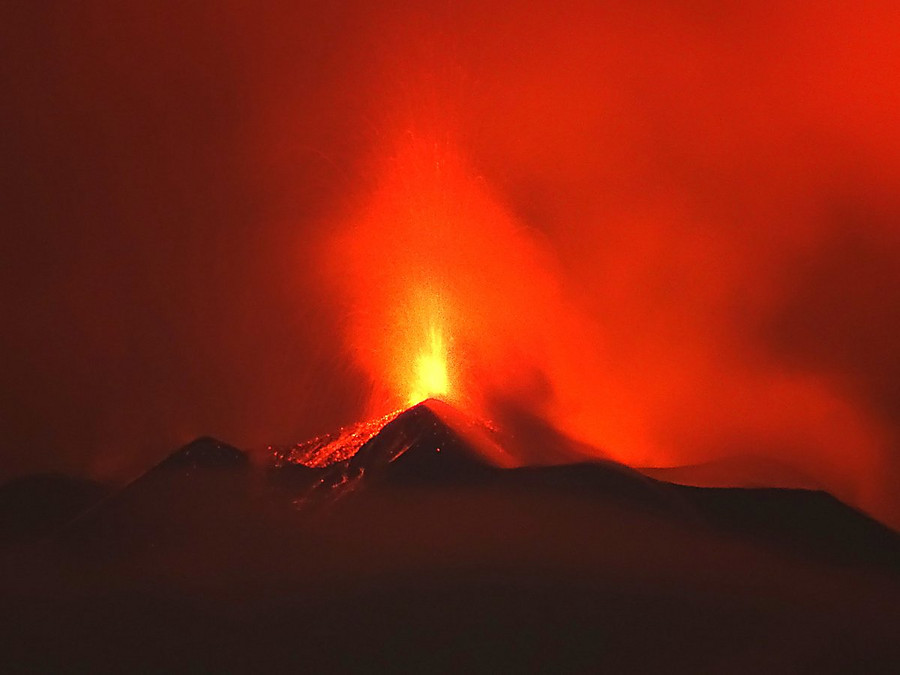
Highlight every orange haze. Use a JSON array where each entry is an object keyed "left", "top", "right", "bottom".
[
  {"left": 322, "top": 2, "right": 900, "bottom": 528},
  {"left": 3, "top": 1, "right": 900, "bottom": 530}
]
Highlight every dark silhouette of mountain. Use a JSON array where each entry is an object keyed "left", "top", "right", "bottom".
[
  {"left": 350, "top": 400, "right": 503, "bottom": 482},
  {"left": 314, "top": 399, "right": 900, "bottom": 569},
  {"left": 673, "top": 484, "right": 900, "bottom": 570},
  {"left": 2, "top": 400, "right": 899, "bottom": 672},
  {"left": 0, "top": 473, "right": 110, "bottom": 546},
  {"left": 55, "top": 436, "right": 252, "bottom": 550},
  {"left": 343, "top": 400, "right": 695, "bottom": 518},
  {"left": 155, "top": 435, "right": 249, "bottom": 469}
]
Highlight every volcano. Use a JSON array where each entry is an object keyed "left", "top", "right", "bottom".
[{"left": 2, "top": 399, "right": 900, "bottom": 672}]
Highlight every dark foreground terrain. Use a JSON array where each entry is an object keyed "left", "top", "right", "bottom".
[{"left": 2, "top": 400, "right": 899, "bottom": 673}]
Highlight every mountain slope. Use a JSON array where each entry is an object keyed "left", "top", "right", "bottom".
[{"left": 2, "top": 400, "right": 899, "bottom": 672}]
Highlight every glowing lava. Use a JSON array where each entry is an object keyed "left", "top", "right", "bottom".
[{"left": 408, "top": 323, "right": 450, "bottom": 405}]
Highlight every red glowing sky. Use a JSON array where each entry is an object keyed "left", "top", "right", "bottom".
[{"left": 2, "top": 1, "right": 900, "bottom": 527}]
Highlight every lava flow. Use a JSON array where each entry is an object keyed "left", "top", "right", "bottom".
[{"left": 271, "top": 408, "right": 403, "bottom": 469}]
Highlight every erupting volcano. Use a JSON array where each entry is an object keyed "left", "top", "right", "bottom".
[
  {"left": 4, "top": 0, "right": 900, "bottom": 671},
  {"left": 5, "top": 102, "right": 900, "bottom": 675}
]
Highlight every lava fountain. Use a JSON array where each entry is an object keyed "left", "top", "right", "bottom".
[
  {"left": 325, "top": 130, "right": 588, "bottom": 422},
  {"left": 408, "top": 320, "right": 450, "bottom": 406}
]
